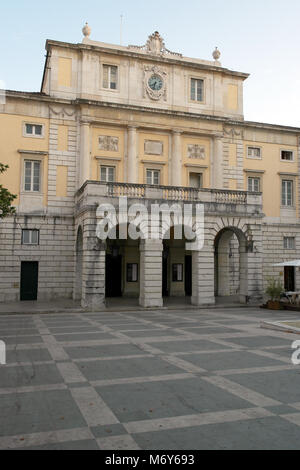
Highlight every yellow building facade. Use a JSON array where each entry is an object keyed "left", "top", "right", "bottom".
[{"left": 0, "top": 28, "right": 299, "bottom": 307}]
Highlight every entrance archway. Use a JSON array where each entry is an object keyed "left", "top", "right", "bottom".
[
  {"left": 214, "top": 227, "right": 248, "bottom": 303},
  {"left": 162, "top": 226, "right": 193, "bottom": 302},
  {"left": 105, "top": 225, "right": 140, "bottom": 299}
]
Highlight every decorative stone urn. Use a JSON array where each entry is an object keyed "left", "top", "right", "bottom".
[
  {"left": 82, "top": 22, "right": 91, "bottom": 39},
  {"left": 212, "top": 47, "right": 221, "bottom": 61}
]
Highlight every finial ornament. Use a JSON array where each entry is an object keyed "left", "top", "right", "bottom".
[
  {"left": 82, "top": 22, "right": 91, "bottom": 39},
  {"left": 212, "top": 47, "right": 221, "bottom": 61}
]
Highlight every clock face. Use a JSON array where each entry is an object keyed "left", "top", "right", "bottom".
[{"left": 148, "top": 75, "right": 163, "bottom": 91}]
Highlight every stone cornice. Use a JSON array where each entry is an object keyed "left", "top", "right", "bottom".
[
  {"left": 45, "top": 39, "right": 250, "bottom": 80},
  {"left": 3, "top": 92, "right": 300, "bottom": 135}
]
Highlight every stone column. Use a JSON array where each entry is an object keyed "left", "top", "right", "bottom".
[
  {"left": 172, "top": 131, "right": 182, "bottom": 187},
  {"left": 79, "top": 122, "right": 90, "bottom": 188},
  {"left": 139, "top": 239, "right": 163, "bottom": 308},
  {"left": 191, "top": 243, "right": 215, "bottom": 306},
  {"left": 213, "top": 135, "right": 223, "bottom": 189},
  {"left": 127, "top": 126, "right": 138, "bottom": 183},
  {"left": 81, "top": 235, "right": 106, "bottom": 310},
  {"left": 216, "top": 230, "right": 232, "bottom": 296}
]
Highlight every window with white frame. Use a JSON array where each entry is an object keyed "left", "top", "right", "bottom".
[
  {"left": 24, "top": 160, "right": 41, "bottom": 192},
  {"left": 172, "top": 264, "right": 183, "bottom": 282},
  {"left": 248, "top": 176, "right": 260, "bottom": 193},
  {"left": 190, "top": 78, "right": 204, "bottom": 102},
  {"left": 281, "top": 150, "right": 294, "bottom": 161},
  {"left": 103, "top": 65, "right": 118, "bottom": 90},
  {"left": 247, "top": 147, "right": 261, "bottom": 159},
  {"left": 100, "top": 166, "right": 115, "bottom": 182},
  {"left": 127, "top": 263, "right": 138, "bottom": 282},
  {"left": 282, "top": 180, "right": 294, "bottom": 206},
  {"left": 24, "top": 123, "right": 43, "bottom": 137},
  {"left": 22, "top": 229, "right": 39, "bottom": 245},
  {"left": 283, "top": 236, "right": 295, "bottom": 250},
  {"left": 146, "top": 169, "right": 160, "bottom": 185}
]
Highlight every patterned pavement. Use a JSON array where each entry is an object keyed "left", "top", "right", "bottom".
[{"left": 1, "top": 306, "right": 300, "bottom": 449}]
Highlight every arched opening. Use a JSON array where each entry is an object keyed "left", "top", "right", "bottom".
[
  {"left": 105, "top": 225, "right": 140, "bottom": 300},
  {"left": 74, "top": 226, "right": 83, "bottom": 301},
  {"left": 162, "top": 226, "right": 193, "bottom": 304},
  {"left": 214, "top": 227, "right": 248, "bottom": 303}
]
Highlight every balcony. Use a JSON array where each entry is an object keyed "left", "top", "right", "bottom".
[{"left": 75, "top": 181, "right": 263, "bottom": 217}]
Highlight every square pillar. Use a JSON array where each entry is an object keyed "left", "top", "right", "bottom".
[
  {"left": 139, "top": 239, "right": 163, "bottom": 308},
  {"left": 191, "top": 246, "right": 215, "bottom": 306},
  {"left": 245, "top": 243, "right": 263, "bottom": 304},
  {"left": 81, "top": 237, "right": 106, "bottom": 310}
]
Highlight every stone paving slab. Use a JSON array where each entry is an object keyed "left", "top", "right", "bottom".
[{"left": 0, "top": 306, "right": 300, "bottom": 449}]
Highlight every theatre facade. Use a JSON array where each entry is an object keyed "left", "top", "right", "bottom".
[{"left": 0, "top": 26, "right": 299, "bottom": 308}]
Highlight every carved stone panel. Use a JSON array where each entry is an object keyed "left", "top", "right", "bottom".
[
  {"left": 188, "top": 145, "right": 205, "bottom": 159},
  {"left": 99, "top": 136, "right": 119, "bottom": 152},
  {"left": 144, "top": 140, "right": 163, "bottom": 156}
]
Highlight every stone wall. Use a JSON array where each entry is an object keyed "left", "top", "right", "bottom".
[{"left": 0, "top": 215, "right": 74, "bottom": 302}]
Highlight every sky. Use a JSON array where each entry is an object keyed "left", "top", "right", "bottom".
[{"left": 0, "top": 0, "right": 299, "bottom": 127}]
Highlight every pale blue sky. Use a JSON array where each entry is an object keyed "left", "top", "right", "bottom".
[{"left": 1, "top": 0, "right": 299, "bottom": 127}]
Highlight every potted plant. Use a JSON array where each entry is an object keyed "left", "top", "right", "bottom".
[{"left": 265, "top": 277, "right": 283, "bottom": 310}]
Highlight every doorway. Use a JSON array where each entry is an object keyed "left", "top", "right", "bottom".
[
  {"left": 105, "top": 254, "right": 122, "bottom": 297},
  {"left": 284, "top": 266, "right": 295, "bottom": 291},
  {"left": 20, "top": 261, "right": 39, "bottom": 301},
  {"left": 185, "top": 255, "right": 192, "bottom": 296}
]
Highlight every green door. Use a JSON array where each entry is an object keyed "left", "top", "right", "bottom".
[{"left": 20, "top": 262, "right": 39, "bottom": 301}]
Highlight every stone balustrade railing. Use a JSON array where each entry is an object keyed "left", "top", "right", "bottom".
[{"left": 76, "top": 181, "right": 261, "bottom": 208}]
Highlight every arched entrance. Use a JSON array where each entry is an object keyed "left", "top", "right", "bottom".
[
  {"left": 214, "top": 227, "right": 248, "bottom": 303},
  {"left": 162, "top": 226, "right": 193, "bottom": 302},
  {"left": 74, "top": 226, "right": 83, "bottom": 301},
  {"left": 105, "top": 225, "right": 140, "bottom": 299}
]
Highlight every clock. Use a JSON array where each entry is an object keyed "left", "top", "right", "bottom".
[
  {"left": 148, "top": 74, "right": 163, "bottom": 91},
  {"left": 144, "top": 66, "right": 167, "bottom": 101}
]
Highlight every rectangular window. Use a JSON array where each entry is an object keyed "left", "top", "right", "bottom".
[
  {"left": 127, "top": 263, "right": 138, "bottom": 282},
  {"left": 100, "top": 166, "right": 115, "bottom": 182},
  {"left": 282, "top": 180, "right": 293, "bottom": 206},
  {"left": 248, "top": 177, "right": 260, "bottom": 193},
  {"left": 281, "top": 150, "right": 294, "bottom": 161},
  {"left": 189, "top": 173, "right": 202, "bottom": 189},
  {"left": 247, "top": 147, "right": 261, "bottom": 159},
  {"left": 24, "top": 123, "right": 43, "bottom": 137},
  {"left": 190, "top": 78, "right": 204, "bottom": 102},
  {"left": 172, "top": 264, "right": 183, "bottom": 282},
  {"left": 283, "top": 237, "right": 295, "bottom": 250},
  {"left": 146, "top": 169, "right": 160, "bottom": 185},
  {"left": 24, "top": 160, "right": 41, "bottom": 192},
  {"left": 22, "top": 229, "right": 39, "bottom": 245},
  {"left": 103, "top": 65, "right": 118, "bottom": 90}
]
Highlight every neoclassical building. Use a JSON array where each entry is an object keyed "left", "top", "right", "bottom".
[{"left": 0, "top": 26, "right": 299, "bottom": 308}]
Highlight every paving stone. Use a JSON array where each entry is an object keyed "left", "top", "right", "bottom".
[
  {"left": 132, "top": 417, "right": 300, "bottom": 450},
  {"left": 181, "top": 350, "right": 285, "bottom": 371},
  {"left": 96, "top": 377, "right": 253, "bottom": 423}
]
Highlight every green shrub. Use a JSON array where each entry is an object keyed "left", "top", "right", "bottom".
[{"left": 265, "top": 277, "right": 283, "bottom": 301}]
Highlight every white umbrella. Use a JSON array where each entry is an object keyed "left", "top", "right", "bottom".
[{"left": 273, "top": 260, "right": 300, "bottom": 267}]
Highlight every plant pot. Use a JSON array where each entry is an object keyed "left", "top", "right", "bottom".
[{"left": 267, "top": 300, "right": 282, "bottom": 310}]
